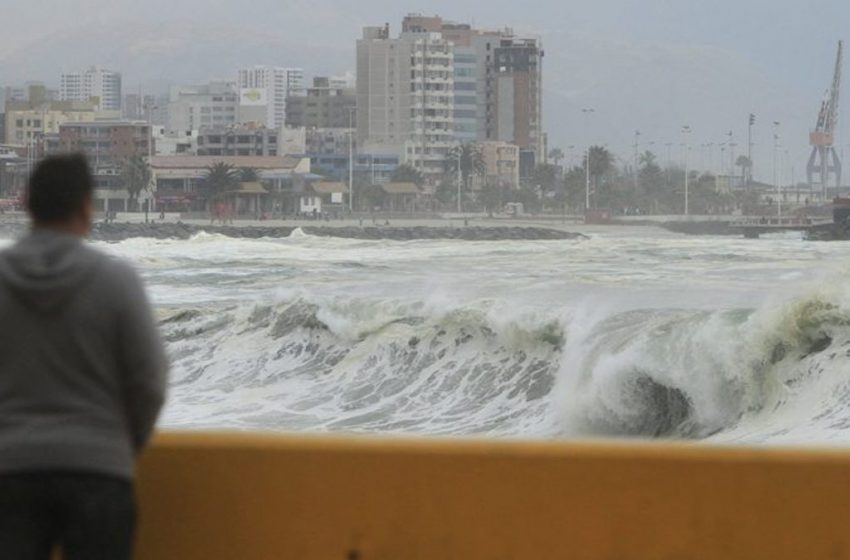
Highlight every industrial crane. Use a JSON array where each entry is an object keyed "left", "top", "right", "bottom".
[{"left": 807, "top": 40, "right": 843, "bottom": 192}]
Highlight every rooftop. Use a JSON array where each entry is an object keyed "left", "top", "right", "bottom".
[{"left": 150, "top": 155, "right": 303, "bottom": 170}]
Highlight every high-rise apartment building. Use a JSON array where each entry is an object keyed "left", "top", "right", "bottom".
[
  {"left": 60, "top": 66, "right": 122, "bottom": 111},
  {"left": 357, "top": 24, "right": 455, "bottom": 183},
  {"left": 358, "top": 16, "right": 544, "bottom": 184},
  {"left": 237, "top": 66, "right": 305, "bottom": 129}
]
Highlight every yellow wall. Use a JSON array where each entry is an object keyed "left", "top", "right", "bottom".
[{"left": 136, "top": 432, "right": 850, "bottom": 560}]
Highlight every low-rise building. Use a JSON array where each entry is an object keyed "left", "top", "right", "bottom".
[
  {"left": 480, "top": 141, "right": 520, "bottom": 188},
  {"left": 150, "top": 155, "right": 311, "bottom": 213},
  {"left": 196, "top": 125, "right": 279, "bottom": 157},
  {"left": 299, "top": 181, "right": 349, "bottom": 216},
  {"left": 52, "top": 121, "right": 152, "bottom": 166},
  {"left": 3, "top": 85, "right": 118, "bottom": 147},
  {"left": 44, "top": 120, "right": 154, "bottom": 213}
]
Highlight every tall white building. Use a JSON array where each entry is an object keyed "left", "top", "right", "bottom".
[
  {"left": 166, "top": 82, "right": 238, "bottom": 133},
  {"left": 237, "top": 66, "right": 305, "bottom": 129},
  {"left": 60, "top": 66, "right": 122, "bottom": 111},
  {"left": 357, "top": 25, "right": 455, "bottom": 183}
]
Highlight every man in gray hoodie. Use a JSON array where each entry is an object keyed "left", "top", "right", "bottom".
[{"left": 0, "top": 153, "right": 168, "bottom": 559}]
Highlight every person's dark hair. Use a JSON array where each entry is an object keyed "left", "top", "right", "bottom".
[{"left": 26, "top": 153, "right": 94, "bottom": 223}]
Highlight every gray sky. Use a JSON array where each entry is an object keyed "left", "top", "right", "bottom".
[{"left": 2, "top": 0, "right": 849, "bottom": 181}]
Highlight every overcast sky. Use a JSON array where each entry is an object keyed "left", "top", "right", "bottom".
[{"left": 2, "top": 0, "right": 849, "bottom": 180}]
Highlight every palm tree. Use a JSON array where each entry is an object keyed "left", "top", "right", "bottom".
[
  {"left": 548, "top": 148, "right": 565, "bottom": 168},
  {"left": 238, "top": 166, "right": 261, "bottom": 182},
  {"left": 444, "top": 144, "right": 486, "bottom": 209},
  {"left": 203, "top": 162, "right": 239, "bottom": 203},
  {"left": 735, "top": 155, "right": 752, "bottom": 182},
  {"left": 391, "top": 163, "right": 424, "bottom": 186},
  {"left": 121, "top": 155, "right": 151, "bottom": 211}
]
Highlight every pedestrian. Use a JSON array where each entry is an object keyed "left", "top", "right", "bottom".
[{"left": 0, "top": 153, "right": 168, "bottom": 560}]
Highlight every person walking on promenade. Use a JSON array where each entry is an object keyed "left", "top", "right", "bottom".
[{"left": 0, "top": 154, "right": 169, "bottom": 560}]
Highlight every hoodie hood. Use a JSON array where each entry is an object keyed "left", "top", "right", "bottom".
[{"left": 0, "top": 229, "right": 101, "bottom": 313}]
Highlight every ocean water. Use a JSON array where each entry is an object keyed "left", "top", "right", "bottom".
[{"left": 95, "top": 226, "right": 850, "bottom": 445}]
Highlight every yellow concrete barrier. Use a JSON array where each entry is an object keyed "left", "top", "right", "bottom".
[{"left": 135, "top": 432, "right": 850, "bottom": 559}]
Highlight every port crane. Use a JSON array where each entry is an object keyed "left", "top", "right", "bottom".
[{"left": 807, "top": 40, "right": 843, "bottom": 191}]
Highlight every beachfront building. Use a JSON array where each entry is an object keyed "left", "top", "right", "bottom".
[
  {"left": 357, "top": 24, "right": 455, "bottom": 186},
  {"left": 149, "top": 155, "right": 311, "bottom": 214}
]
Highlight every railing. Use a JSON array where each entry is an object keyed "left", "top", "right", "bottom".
[{"left": 131, "top": 432, "right": 850, "bottom": 560}]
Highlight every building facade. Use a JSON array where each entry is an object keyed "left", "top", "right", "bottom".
[
  {"left": 285, "top": 77, "right": 356, "bottom": 129},
  {"left": 3, "top": 85, "right": 117, "bottom": 147},
  {"left": 358, "top": 16, "right": 544, "bottom": 184},
  {"left": 167, "top": 82, "right": 239, "bottom": 133},
  {"left": 50, "top": 121, "right": 152, "bottom": 167},
  {"left": 480, "top": 141, "right": 520, "bottom": 188},
  {"left": 196, "top": 125, "right": 280, "bottom": 157},
  {"left": 60, "top": 66, "right": 122, "bottom": 111},
  {"left": 357, "top": 24, "right": 455, "bottom": 184},
  {"left": 237, "top": 66, "right": 305, "bottom": 129}
]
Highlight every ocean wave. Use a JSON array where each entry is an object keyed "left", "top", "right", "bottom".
[{"left": 157, "top": 285, "right": 850, "bottom": 443}]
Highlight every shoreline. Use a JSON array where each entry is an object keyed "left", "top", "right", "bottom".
[{"left": 0, "top": 221, "right": 588, "bottom": 242}]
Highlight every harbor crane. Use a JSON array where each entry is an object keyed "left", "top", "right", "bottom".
[{"left": 807, "top": 40, "right": 843, "bottom": 192}]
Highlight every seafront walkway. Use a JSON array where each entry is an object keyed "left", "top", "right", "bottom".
[{"left": 129, "top": 432, "right": 850, "bottom": 559}]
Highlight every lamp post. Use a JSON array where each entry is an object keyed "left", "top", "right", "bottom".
[
  {"left": 456, "top": 148, "right": 462, "bottom": 214},
  {"left": 773, "top": 121, "right": 781, "bottom": 218},
  {"left": 582, "top": 108, "right": 595, "bottom": 211},
  {"left": 682, "top": 125, "right": 692, "bottom": 215},
  {"left": 348, "top": 107, "right": 355, "bottom": 213}
]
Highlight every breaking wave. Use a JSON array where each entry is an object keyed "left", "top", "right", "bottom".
[{"left": 159, "top": 284, "right": 850, "bottom": 444}]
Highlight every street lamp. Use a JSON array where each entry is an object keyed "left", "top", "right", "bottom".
[
  {"left": 773, "top": 121, "right": 781, "bottom": 217},
  {"left": 348, "top": 107, "right": 356, "bottom": 213},
  {"left": 682, "top": 125, "right": 692, "bottom": 215},
  {"left": 582, "top": 108, "right": 595, "bottom": 211},
  {"left": 456, "top": 148, "right": 463, "bottom": 214}
]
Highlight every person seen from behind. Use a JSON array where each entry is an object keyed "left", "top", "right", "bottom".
[{"left": 0, "top": 153, "right": 168, "bottom": 559}]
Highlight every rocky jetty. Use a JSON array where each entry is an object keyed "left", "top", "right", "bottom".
[
  {"left": 661, "top": 221, "right": 738, "bottom": 236},
  {"left": 66, "top": 222, "right": 586, "bottom": 242}
]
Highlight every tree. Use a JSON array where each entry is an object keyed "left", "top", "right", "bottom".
[
  {"left": 479, "top": 182, "right": 506, "bottom": 217},
  {"left": 238, "top": 167, "right": 261, "bottom": 182},
  {"left": 444, "top": 143, "right": 486, "bottom": 202},
  {"left": 582, "top": 146, "right": 615, "bottom": 207},
  {"left": 548, "top": 148, "right": 565, "bottom": 168},
  {"left": 390, "top": 163, "right": 424, "bottom": 186},
  {"left": 121, "top": 155, "right": 151, "bottom": 211},
  {"left": 202, "top": 162, "right": 239, "bottom": 203},
  {"left": 735, "top": 155, "right": 752, "bottom": 181},
  {"left": 563, "top": 166, "right": 587, "bottom": 211}
]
